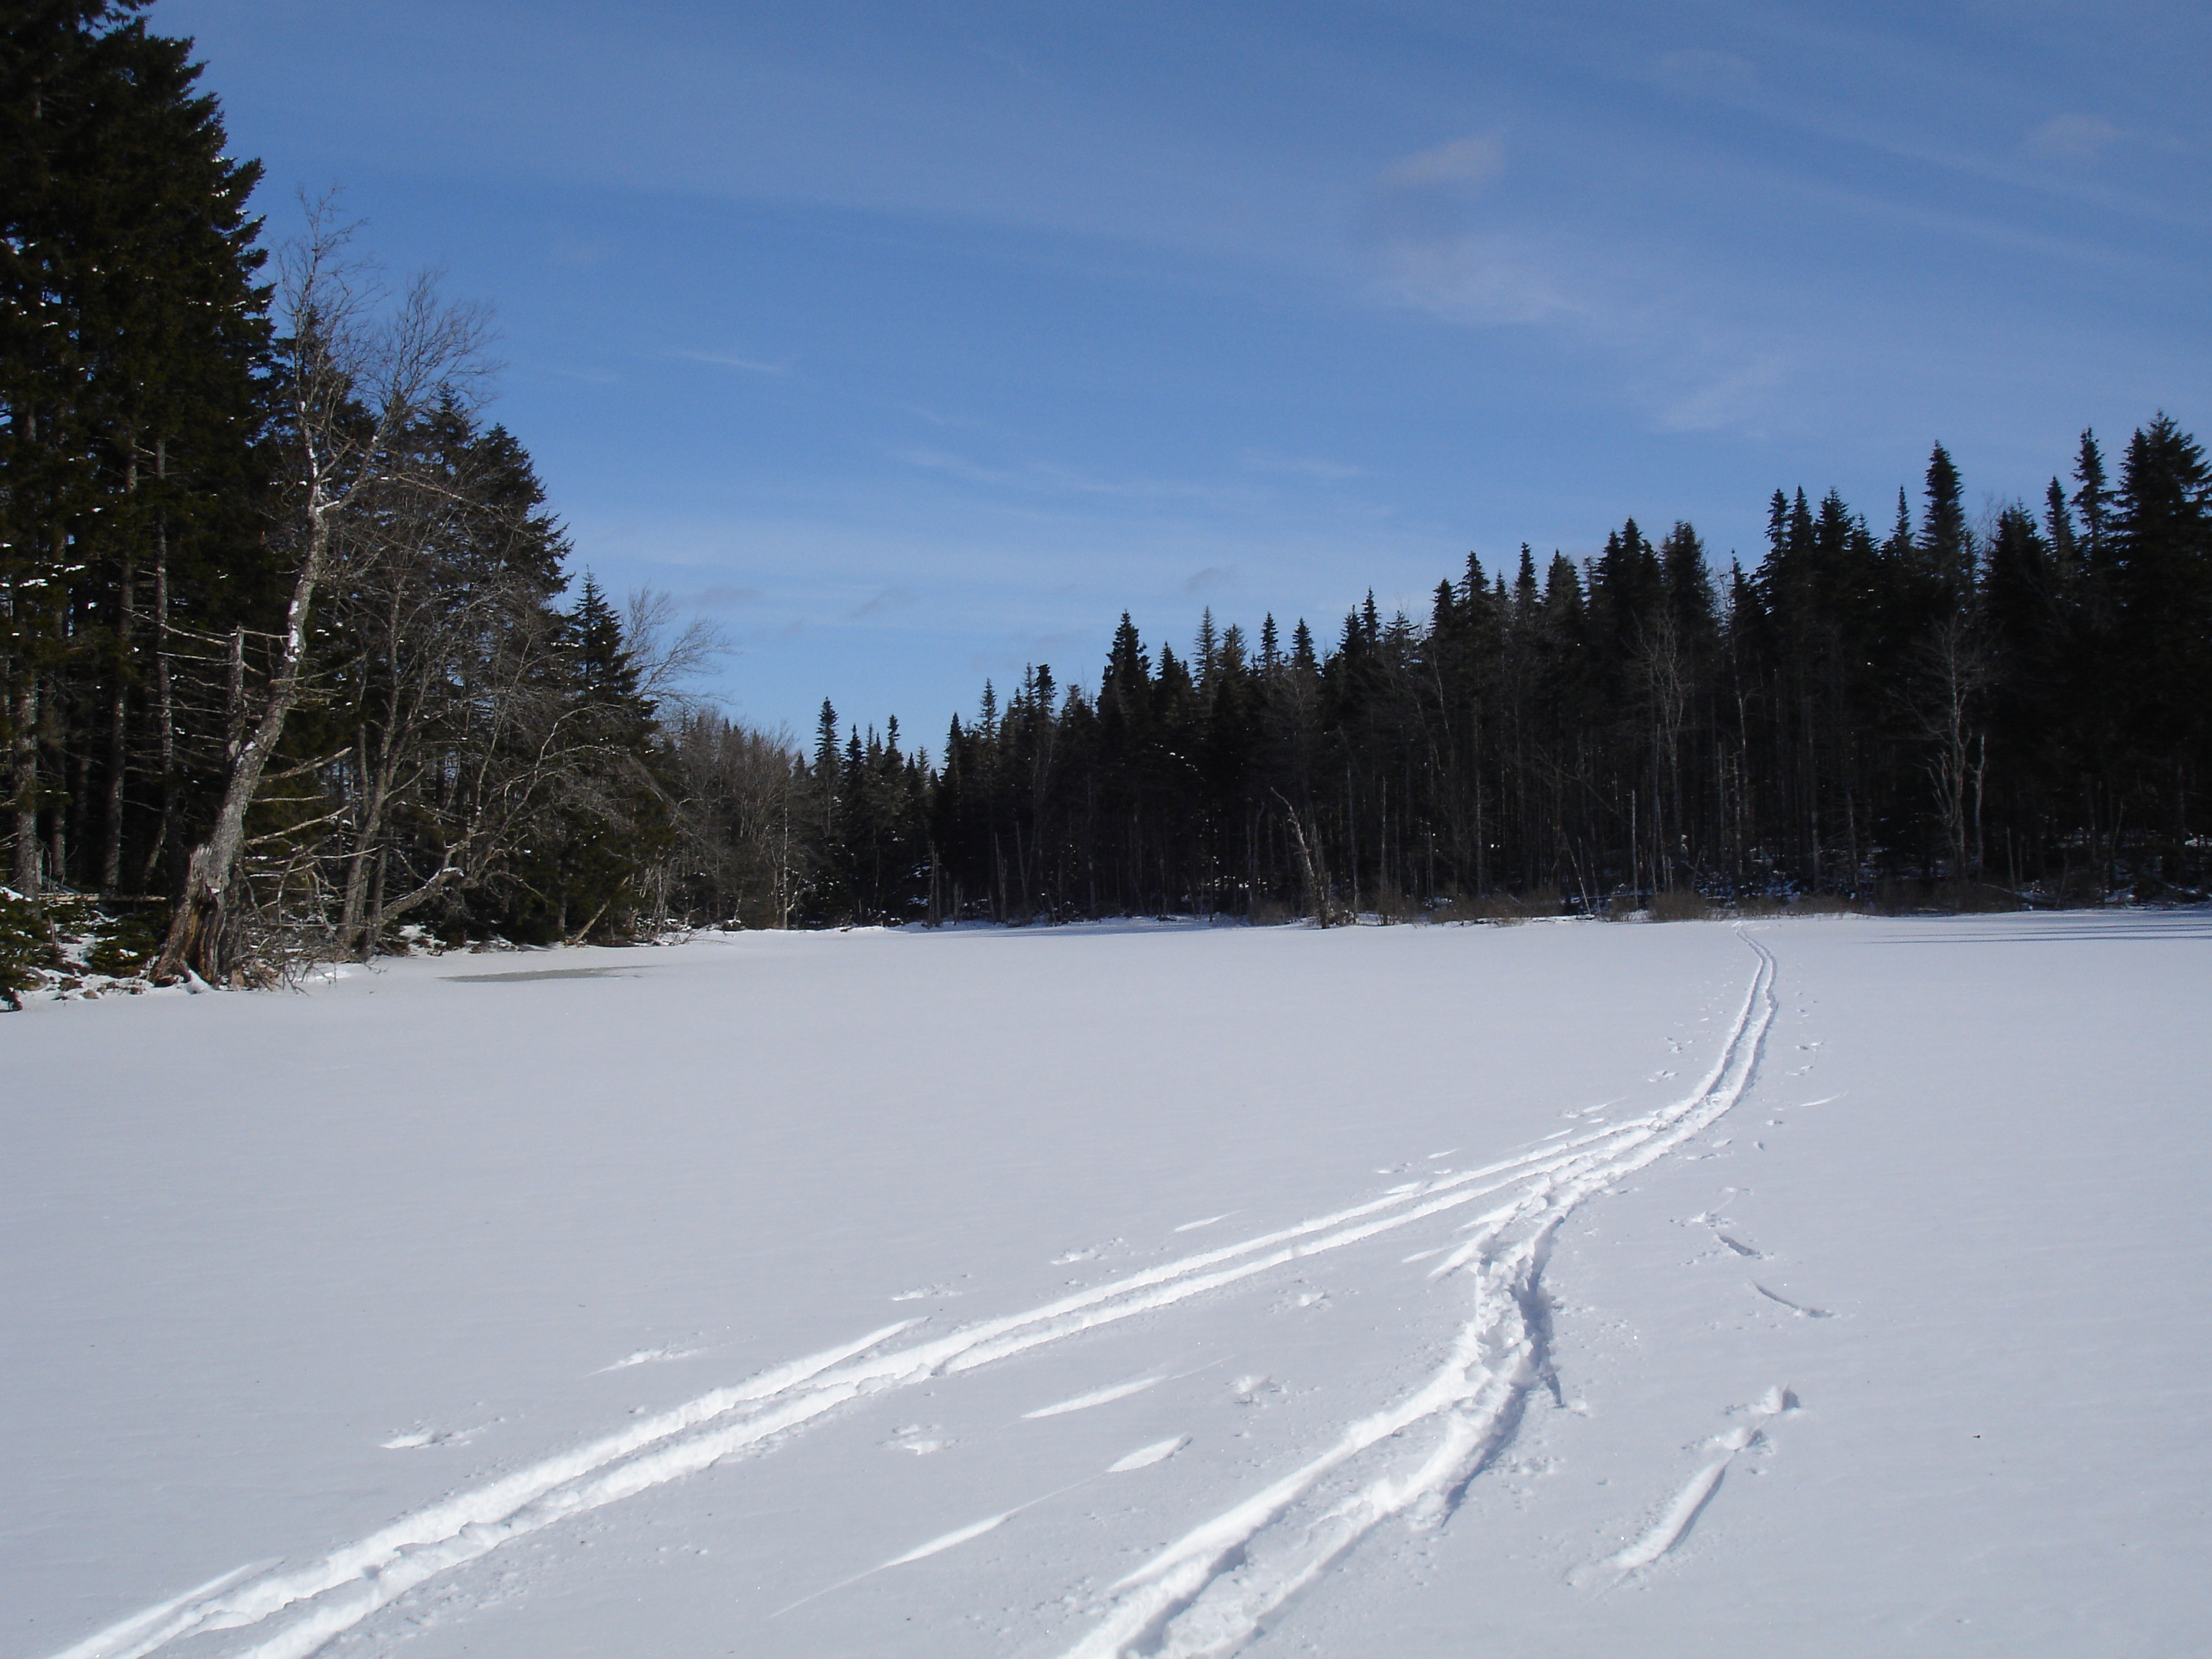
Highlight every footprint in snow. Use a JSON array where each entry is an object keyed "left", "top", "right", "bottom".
[{"left": 1753, "top": 1283, "right": 1833, "bottom": 1318}]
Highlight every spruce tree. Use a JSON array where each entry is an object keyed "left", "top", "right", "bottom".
[
  {"left": 1, "top": 0, "right": 270, "bottom": 896},
  {"left": 2074, "top": 431, "right": 2110, "bottom": 567},
  {"left": 1920, "top": 444, "right": 1972, "bottom": 600},
  {"left": 2110, "top": 416, "right": 2211, "bottom": 786}
]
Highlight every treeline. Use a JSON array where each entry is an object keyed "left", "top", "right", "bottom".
[
  {"left": 799, "top": 421, "right": 2211, "bottom": 924},
  {"left": 4, "top": 1, "right": 716, "bottom": 984}
]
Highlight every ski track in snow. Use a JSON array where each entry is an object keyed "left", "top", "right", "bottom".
[
  {"left": 53, "top": 930, "right": 1779, "bottom": 1659},
  {"left": 1049, "top": 930, "right": 1777, "bottom": 1659}
]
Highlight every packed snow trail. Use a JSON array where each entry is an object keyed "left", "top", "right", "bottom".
[{"left": 49, "top": 930, "right": 1776, "bottom": 1659}]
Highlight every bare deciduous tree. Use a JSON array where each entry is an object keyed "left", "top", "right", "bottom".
[
  {"left": 1908, "top": 609, "right": 1992, "bottom": 881},
  {"left": 153, "top": 207, "right": 489, "bottom": 981}
]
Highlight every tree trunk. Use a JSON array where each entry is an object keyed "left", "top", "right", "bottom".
[
  {"left": 102, "top": 554, "right": 135, "bottom": 891},
  {"left": 11, "top": 675, "right": 39, "bottom": 895},
  {"left": 141, "top": 522, "right": 176, "bottom": 893},
  {"left": 153, "top": 509, "right": 331, "bottom": 981}
]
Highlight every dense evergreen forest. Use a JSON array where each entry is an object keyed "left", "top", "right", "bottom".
[
  {"left": 799, "top": 418, "right": 2211, "bottom": 925},
  {"left": 5, "top": 3, "right": 2208, "bottom": 999}
]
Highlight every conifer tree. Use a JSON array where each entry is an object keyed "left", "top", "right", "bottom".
[
  {"left": 1920, "top": 444, "right": 1973, "bottom": 601},
  {"left": 2, "top": 0, "right": 269, "bottom": 896}
]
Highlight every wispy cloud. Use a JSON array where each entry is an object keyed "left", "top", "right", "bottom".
[
  {"left": 675, "top": 350, "right": 794, "bottom": 375},
  {"left": 1375, "top": 233, "right": 1582, "bottom": 327},
  {"left": 1182, "top": 565, "right": 1239, "bottom": 595},
  {"left": 1364, "top": 134, "right": 1509, "bottom": 247},
  {"left": 848, "top": 586, "right": 920, "bottom": 620},
  {"left": 1372, "top": 223, "right": 1811, "bottom": 437},
  {"left": 1651, "top": 353, "right": 1794, "bottom": 434},
  {"left": 907, "top": 404, "right": 1007, "bottom": 433},
  {"left": 1377, "top": 135, "right": 1505, "bottom": 191},
  {"left": 2023, "top": 113, "right": 2123, "bottom": 164},
  {"left": 893, "top": 446, "right": 1251, "bottom": 507},
  {"left": 1650, "top": 51, "right": 2195, "bottom": 230},
  {"left": 1363, "top": 134, "right": 1591, "bottom": 331},
  {"left": 689, "top": 583, "right": 765, "bottom": 610},
  {"left": 896, "top": 446, "right": 1022, "bottom": 487}
]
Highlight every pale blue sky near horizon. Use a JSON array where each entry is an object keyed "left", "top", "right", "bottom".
[{"left": 156, "top": 0, "right": 2209, "bottom": 745}]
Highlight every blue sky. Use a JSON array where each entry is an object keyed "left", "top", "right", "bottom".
[{"left": 158, "top": 0, "right": 2209, "bottom": 745}]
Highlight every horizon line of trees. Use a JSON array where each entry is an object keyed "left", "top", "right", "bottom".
[{"left": 782, "top": 418, "right": 2210, "bottom": 925}]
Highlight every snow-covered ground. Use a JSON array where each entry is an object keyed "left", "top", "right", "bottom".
[{"left": 5, "top": 912, "right": 2208, "bottom": 1658}]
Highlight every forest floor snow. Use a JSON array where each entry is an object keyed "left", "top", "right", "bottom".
[{"left": 5, "top": 912, "right": 2210, "bottom": 1658}]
